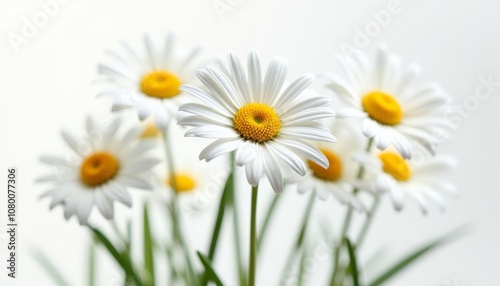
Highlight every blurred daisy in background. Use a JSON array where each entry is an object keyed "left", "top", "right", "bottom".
[
  {"left": 97, "top": 32, "right": 205, "bottom": 130},
  {"left": 139, "top": 118, "right": 162, "bottom": 139},
  {"left": 160, "top": 153, "right": 228, "bottom": 216},
  {"left": 325, "top": 45, "right": 452, "bottom": 159},
  {"left": 356, "top": 149, "right": 457, "bottom": 213},
  {"left": 37, "top": 116, "right": 160, "bottom": 225},
  {"left": 178, "top": 51, "right": 336, "bottom": 193},
  {"left": 288, "top": 122, "right": 367, "bottom": 211}
]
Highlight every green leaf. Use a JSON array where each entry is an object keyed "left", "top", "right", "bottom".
[
  {"left": 89, "top": 226, "right": 143, "bottom": 286},
  {"left": 143, "top": 204, "right": 155, "bottom": 285},
  {"left": 197, "top": 251, "right": 224, "bottom": 286},
  {"left": 344, "top": 238, "right": 359, "bottom": 286},
  {"left": 33, "top": 248, "right": 70, "bottom": 286},
  {"left": 368, "top": 226, "right": 469, "bottom": 286}
]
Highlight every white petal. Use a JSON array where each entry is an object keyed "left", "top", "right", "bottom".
[
  {"left": 154, "top": 108, "right": 170, "bottom": 130},
  {"left": 177, "top": 115, "right": 232, "bottom": 128},
  {"left": 180, "top": 85, "right": 228, "bottom": 114},
  {"left": 120, "top": 126, "right": 142, "bottom": 145},
  {"left": 121, "top": 158, "right": 161, "bottom": 174},
  {"left": 105, "top": 183, "right": 133, "bottom": 207},
  {"left": 39, "top": 155, "right": 68, "bottom": 166},
  {"left": 117, "top": 176, "right": 154, "bottom": 190},
  {"left": 199, "top": 138, "right": 244, "bottom": 162},
  {"left": 179, "top": 103, "right": 233, "bottom": 126},
  {"left": 162, "top": 32, "right": 175, "bottom": 67},
  {"left": 263, "top": 147, "right": 283, "bottom": 193},
  {"left": 235, "top": 141, "right": 258, "bottom": 166},
  {"left": 185, "top": 125, "right": 238, "bottom": 139},
  {"left": 76, "top": 192, "right": 94, "bottom": 225},
  {"left": 362, "top": 118, "right": 379, "bottom": 138},
  {"left": 280, "top": 96, "right": 332, "bottom": 117},
  {"left": 245, "top": 151, "right": 264, "bottom": 186},
  {"left": 137, "top": 100, "right": 157, "bottom": 121},
  {"left": 207, "top": 65, "right": 245, "bottom": 107},
  {"left": 266, "top": 142, "right": 306, "bottom": 175},
  {"left": 247, "top": 50, "right": 262, "bottom": 102},
  {"left": 274, "top": 74, "right": 315, "bottom": 111},
  {"left": 281, "top": 107, "right": 336, "bottom": 124},
  {"left": 262, "top": 57, "right": 288, "bottom": 104},
  {"left": 391, "top": 131, "right": 412, "bottom": 159},
  {"left": 95, "top": 190, "right": 114, "bottom": 220},
  {"left": 275, "top": 138, "right": 328, "bottom": 169},
  {"left": 61, "top": 130, "right": 84, "bottom": 156},
  {"left": 227, "top": 52, "right": 251, "bottom": 102},
  {"left": 280, "top": 126, "right": 337, "bottom": 142},
  {"left": 195, "top": 69, "right": 239, "bottom": 114}
]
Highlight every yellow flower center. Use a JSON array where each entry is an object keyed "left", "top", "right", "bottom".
[
  {"left": 378, "top": 152, "right": 412, "bottom": 181},
  {"left": 362, "top": 91, "right": 403, "bottom": 125},
  {"left": 140, "top": 122, "right": 161, "bottom": 139},
  {"left": 140, "top": 70, "right": 181, "bottom": 99},
  {"left": 166, "top": 174, "right": 197, "bottom": 193},
  {"left": 308, "top": 148, "right": 342, "bottom": 181},
  {"left": 233, "top": 103, "right": 281, "bottom": 143},
  {"left": 80, "top": 152, "right": 119, "bottom": 187}
]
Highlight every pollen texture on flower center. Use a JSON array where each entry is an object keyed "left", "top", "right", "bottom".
[
  {"left": 80, "top": 152, "right": 119, "bottom": 186},
  {"left": 140, "top": 70, "right": 181, "bottom": 99},
  {"left": 167, "top": 174, "right": 197, "bottom": 193},
  {"left": 362, "top": 91, "right": 403, "bottom": 125},
  {"left": 233, "top": 103, "right": 281, "bottom": 143},
  {"left": 379, "top": 152, "right": 411, "bottom": 181},
  {"left": 309, "top": 148, "right": 342, "bottom": 181}
]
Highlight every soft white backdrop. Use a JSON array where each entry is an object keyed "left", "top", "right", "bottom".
[{"left": 1, "top": 0, "right": 499, "bottom": 285}]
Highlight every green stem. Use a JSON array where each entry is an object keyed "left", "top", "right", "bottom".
[
  {"left": 356, "top": 197, "right": 381, "bottom": 250},
  {"left": 202, "top": 153, "right": 237, "bottom": 286},
  {"left": 228, "top": 154, "right": 247, "bottom": 286},
  {"left": 329, "top": 138, "right": 373, "bottom": 286},
  {"left": 208, "top": 156, "right": 234, "bottom": 260},
  {"left": 279, "top": 191, "right": 316, "bottom": 286},
  {"left": 257, "top": 193, "right": 281, "bottom": 253},
  {"left": 249, "top": 185, "right": 259, "bottom": 286},
  {"left": 162, "top": 130, "right": 198, "bottom": 286}
]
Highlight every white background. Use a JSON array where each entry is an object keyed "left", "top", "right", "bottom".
[{"left": 0, "top": 0, "right": 499, "bottom": 285}]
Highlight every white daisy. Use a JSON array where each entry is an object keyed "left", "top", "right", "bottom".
[
  {"left": 288, "top": 122, "right": 366, "bottom": 211},
  {"left": 178, "top": 51, "right": 337, "bottom": 193},
  {"left": 356, "top": 149, "right": 457, "bottom": 213},
  {"left": 97, "top": 32, "right": 204, "bottom": 130},
  {"left": 161, "top": 150, "right": 228, "bottom": 215},
  {"left": 37, "top": 116, "right": 161, "bottom": 225},
  {"left": 325, "top": 45, "right": 452, "bottom": 159},
  {"left": 288, "top": 124, "right": 367, "bottom": 210}
]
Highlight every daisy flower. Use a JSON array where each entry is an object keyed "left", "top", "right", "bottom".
[
  {"left": 325, "top": 45, "right": 452, "bottom": 159},
  {"left": 178, "top": 51, "right": 337, "bottom": 193},
  {"left": 162, "top": 151, "right": 228, "bottom": 215},
  {"left": 97, "top": 32, "right": 204, "bottom": 130},
  {"left": 288, "top": 122, "right": 366, "bottom": 210},
  {"left": 356, "top": 149, "right": 457, "bottom": 213},
  {"left": 37, "top": 116, "right": 161, "bottom": 225}
]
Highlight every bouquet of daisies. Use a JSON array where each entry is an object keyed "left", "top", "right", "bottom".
[{"left": 36, "top": 32, "right": 463, "bottom": 286}]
